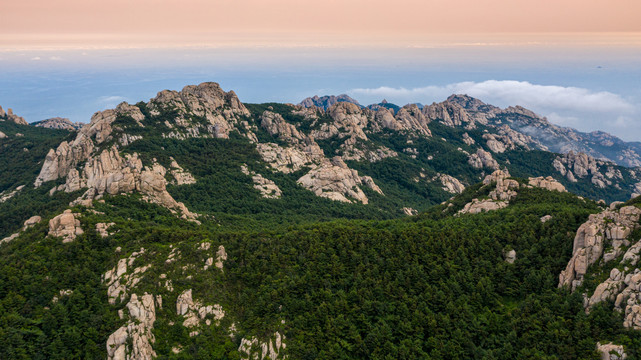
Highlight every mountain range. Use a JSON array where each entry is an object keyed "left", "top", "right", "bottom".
[{"left": 1, "top": 82, "right": 641, "bottom": 359}]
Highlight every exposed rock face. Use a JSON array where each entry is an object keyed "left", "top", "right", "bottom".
[
  {"left": 150, "top": 82, "right": 250, "bottom": 139},
  {"left": 33, "top": 117, "right": 83, "bottom": 131},
  {"left": 559, "top": 206, "right": 641, "bottom": 290},
  {"left": 504, "top": 249, "right": 517, "bottom": 264},
  {"left": 106, "top": 293, "right": 158, "bottom": 360},
  {"left": 0, "top": 106, "right": 28, "bottom": 125},
  {"left": 34, "top": 102, "right": 144, "bottom": 187},
  {"left": 103, "top": 248, "right": 149, "bottom": 304},
  {"left": 436, "top": 174, "right": 466, "bottom": 194},
  {"left": 468, "top": 149, "right": 500, "bottom": 170},
  {"left": 167, "top": 157, "right": 196, "bottom": 185},
  {"left": 48, "top": 210, "right": 83, "bottom": 243},
  {"left": 528, "top": 176, "right": 566, "bottom": 192},
  {"left": 241, "top": 165, "right": 282, "bottom": 199},
  {"left": 0, "top": 130, "right": 6, "bottom": 138},
  {"left": 257, "top": 142, "right": 323, "bottom": 174},
  {"left": 393, "top": 104, "right": 432, "bottom": 137},
  {"left": 0, "top": 185, "right": 25, "bottom": 203},
  {"left": 57, "top": 146, "right": 196, "bottom": 220},
  {"left": 23, "top": 215, "right": 41, "bottom": 230},
  {"left": 402, "top": 207, "right": 418, "bottom": 216},
  {"left": 459, "top": 170, "right": 519, "bottom": 214},
  {"left": 540, "top": 215, "right": 553, "bottom": 223},
  {"left": 96, "top": 222, "right": 115, "bottom": 238},
  {"left": 176, "top": 289, "right": 225, "bottom": 336},
  {"left": 297, "top": 157, "right": 383, "bottom": 204},
  {"left": 553, "top": 151, "right": 608, "bottom": 186},
  {"left": 462, "top": 133, "right": 475, "bottom": 146},
  {"left": 215, "top": 245, "right": 227, "bottom": 270},
  {"left": 423, "top": 100, "right": 473, "bottom": 128},
  {"left": 299, "top": 94, "right": 361, "bottom": 110},
  {"left": 596, "top": 342, "right": 627, "bottom": 360},
  {"left": 0, "top": 233, "right": 20, "bottom": 245},
  {"left": 239, "top": 332, "right": 286, "bottom": 360}
]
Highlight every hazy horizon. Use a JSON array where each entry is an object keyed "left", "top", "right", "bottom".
[{"left": 1, "top": 1, "right": 640, "bottom": 141}]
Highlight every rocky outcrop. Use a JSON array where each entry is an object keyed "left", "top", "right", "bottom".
[
  {"left": 55, "top": 146, "right": 196, "bottom": 220},
  {"left": 462, "top": 133, "right": 475, "bottom": 146},
  {"left": 33, "top": 117, "right": 83, "bottom": 131},
  {"left": 48, "top": 210, "right": 83, "bottom": 243},
  {"left": 596, "top": 342, "right": 626, "bottom": 360},
  {"left": 0, "top": 130, "right": 6, "bottom": 138},
  {"left": 459, "top": 170, "right": 519, "bottom": 214},
  {"left": 559, "top": 206, "right": 641, "bottom": 290},
  {"left": 0, "top": 106, "right": 28, "bottom": 125},
  {"left": 241, "top": 165, "right": 282, "bottom": 199},
  {"left": 34, "top": 102, "right": 144, "bottom": 187},
  {"left": 435, "top": 174, "right": 466, "bottom": 194},
  {"left": 107, "top": 293, "right": 158, "bottom": 360},
  {"left": 528, "top": 176, "right": 566, "bottom": 192},
  {"left": 103, "top": 248, "right": 150, "bottom": 304},
  {"left": 149, "top": 82, "right": 250, "bottom": 139},
  {"left": 504, "top": 249, "right": 516, "bottom": 264},
  {"left": 96, "top": 222, "right": 115, "bottom": 238},
  {"left": 215, "top": 245, "right": 227, "bottom": 270},
  {"left": 176, "top": 289, "right": 225, "bottom": 336},
  {"left": 299, "top": 94, "right": 361, "bottom": 110},
  {"left": 239, "top": 332, "right": 286, "bottom": 360},
  {"left": 423, "top": 100, "right": 474, "bottom": 128},
  {"left": 257, "top": 142, "right": 323, "bottom": 174},
  {"left": 468, "top": 149, "right": 500, "bottom": 170},
  {"left": 297, "top": 157, "right": 383, "bottom": 204},
  {"left": 0, "top": 185, "right": 25, "bottom": 203},
  {"left": 168, "top": 157, "right": 196, "bottom": 185}
]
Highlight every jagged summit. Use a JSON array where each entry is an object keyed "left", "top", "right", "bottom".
[
  {"left": 0, "top": 105, "right": 28, "bottom": 125},
  {"left": 298, "top": 94, "right": 361, "bottom": 110},
  {"left": 33, "top": 117, "right": 83, "bottom": 131}
]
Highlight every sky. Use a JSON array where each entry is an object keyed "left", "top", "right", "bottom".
[{"left": 1, "top": 1, "right": 641, "bottom": 140}]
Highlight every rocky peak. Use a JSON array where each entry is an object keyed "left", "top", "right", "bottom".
[
  {"left": 445, "top": 94, "right": 492, "bottom": 112},
  {"left": 423, "top": 100, "right": 473, "bottom": 128},
  {"left": 299, "top": 94, "right": 361, "bottom": 110},
  {"left": 0, "top": 105, "right": 28, "bottom": 125},
  {"left": 33, "top": 117, "right": 83, "bottom": 131}
]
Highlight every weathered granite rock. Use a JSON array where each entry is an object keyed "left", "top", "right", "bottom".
[
  {"left": 0, "top": 130, "right": 6, "bottom": 139},
  {"left": 297, "top": 157, "right": 383, "bottom": 204},
  {"left": 0, "top": 233, "right": 20, "bottom": 245},
  {"left": 436, "top": 174, "right": 466, "bottom": 194},
  {"left": 559, "top": 206, "right": 641, "bottom": 290},
  {"left": 241, "top": 165, "right": 282, "bottom": 199},
  {"left": 33, "top": 117, "right": 83, "bottom": 131},
  {"left": 215, "top": 245, "right": 227, "bottom": 270},
  {"left": 0, "top": 185, "right": 24, "bottom": 203},
  {"left": 107, "top": 293, "right": 158, "bottom": 360},
  {"left": 540, "top": 215, "right": 553, "bottom": 223},
  {"left": 48, "top": 210, "right": 83, "bottom": 243},
  {"left": 468, "top": 149, "right": 500, "bottom": 170},
  {"left": 462, "top": 133, "right": 475, "bottom": 146},
  {"left": 0, "top": 106, "right": 28, "bottom": 125},
  {"left": 459, "top": 170, "right": 518, "bottom": 214},
  {"left": 239, "top": 332, "right": 286, "bottom": 360},
  {"left": 596, "top": 342, "right": 627, "bottom": 360},
  {"left": 176, "top": 289, "right": 225, "bottom": 334},
  {"left": 504, "top": 249, "right": 517, "bottom": 264},
  {"left": 23, "top": 215, "right": 42, "bottom": 230},
  {"left": 103, "top": 248, "right": 149, "bottom": 304},
  {"left": 402, "top": 207, "right": 418, "bottom": 216},
  {"left": 169, "top": 157, "right": 196, "bottom": 185},
  {"left": 96, "top": 222, "right": 115, "bottom": 238},
  {"left": 528, "top": 176, "right": 566, "bottom": 192},
  {"left": 149, "top": 82, "right": 249, "bottom": 139}
]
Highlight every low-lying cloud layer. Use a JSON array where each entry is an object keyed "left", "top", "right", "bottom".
[{"left": 350, "top": 80, "right": 640, "bottom": 141}]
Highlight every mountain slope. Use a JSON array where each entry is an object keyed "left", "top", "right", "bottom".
[{"left": 2, "top": 81, "right": 641, "bottom": 359}]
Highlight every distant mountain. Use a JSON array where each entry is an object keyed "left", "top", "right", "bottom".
[
  {"left": 32, "top": 117, "right": 83, "bottom": 131},
  {"left": 366, "top": 99, "right": 401, "bottom": 113},
  {"left": 298, "top": 94, "right": 361, "bottom": 109},
  {"left": 446, "top": 94, "right": 641, "bottom": 167}
]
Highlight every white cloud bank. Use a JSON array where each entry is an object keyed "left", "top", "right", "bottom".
[{"left": 349, "top": 80, "right": 641, "bottom": 140}]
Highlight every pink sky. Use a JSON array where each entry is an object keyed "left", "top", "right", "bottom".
[{"left": 2, "top": 0, "right": 641, "bottom": 48}]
